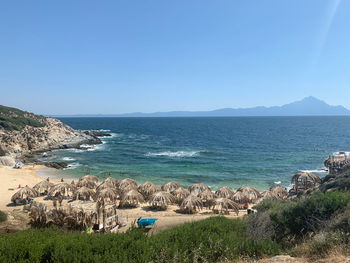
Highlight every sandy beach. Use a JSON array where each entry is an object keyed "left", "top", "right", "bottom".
[{"left": 0, "top": 165, "right": 245, "bottom": 233}]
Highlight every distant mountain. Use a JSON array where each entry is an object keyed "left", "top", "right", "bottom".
[{"left": 54, "top": 97, "right": 350, "bottom": 117}]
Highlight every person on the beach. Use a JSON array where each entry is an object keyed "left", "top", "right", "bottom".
[
  {"left": 71, "top": 180, "right": 75, "bottom": 185},
  {"left": 46, "top": 177, "right": 50, "bottom": 182},
  {"left": 243, "top": 203, "right": 249, "bottom": 210},
  {"left": 18, "top": 184, "right": 21, "bottom": 189},
  {"left": 61, "top": 178, "right": 64, "bottom": 182}
]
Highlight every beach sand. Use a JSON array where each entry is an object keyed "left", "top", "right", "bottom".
[{"left": 0, "top": 165, "right": 246, "bottom": 233}]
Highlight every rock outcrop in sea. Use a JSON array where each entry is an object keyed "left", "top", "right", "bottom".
[{"left": 0, "top": 105, "right": 103, "bottom": 166}]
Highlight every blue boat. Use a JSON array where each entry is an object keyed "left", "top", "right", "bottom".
[{"left": 137, "top": 218, "right": 158, "bottom": 227}]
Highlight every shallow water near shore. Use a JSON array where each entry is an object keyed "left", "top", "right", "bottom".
[{"left": 41, "top": 116, "right": 350, "bottom": 190}]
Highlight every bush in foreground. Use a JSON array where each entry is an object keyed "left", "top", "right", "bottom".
[
  {"left": 0, "top": 217, "right": 280, "bottom": 263},
  {"left": 0, "top": 211, "right": 6, "bottom": 223}
]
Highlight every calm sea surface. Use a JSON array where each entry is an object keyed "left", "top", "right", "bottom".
[{"left": 42, "top": 117, "right": 350, "bottom": 190}]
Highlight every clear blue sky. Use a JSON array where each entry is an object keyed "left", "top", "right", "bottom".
[{"left": 0, "top": 0, "right": 349, "bottom": 115}]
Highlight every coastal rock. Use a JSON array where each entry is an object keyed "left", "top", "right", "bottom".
[
  {"left": 0, "top": 114, "right": 103, "bottom": 161},
  {"left": 41, "top": 161, "right": 68, "bottom": 169},
  {"left": 83, "top": 130, "right": 112, "bottom": 137},
  {"left": 0, "top": 156, "right": 15, "bottom": 166}
]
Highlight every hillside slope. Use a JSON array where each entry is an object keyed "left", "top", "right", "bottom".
[{"left": 0, "top": 105, "right": 101, "bottom": 165}]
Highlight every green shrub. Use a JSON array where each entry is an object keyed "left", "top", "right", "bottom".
[
  {"left": 0, "top": 105, "right": 45, "bottom": 131},
  {"left": 0, "top": 217, "right": 281, "bottom": 263},
  {"left": 270, "top": 191, "right": 350, "bottom": 243},
  {"left": 253, "top": 199, "right": 283, "bottom": 213},
  {"left": 0, "top": 211, "right": 6, "bottom": 222}
]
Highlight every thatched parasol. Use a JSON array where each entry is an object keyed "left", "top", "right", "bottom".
[
  {"left": 291, "top": 172, "right": 321, "bottom": 192},
  {"left": 212, "top": 198, "right": 239, "bottom": 215},
  {"left": 161, "top": 182, "right": 182, "bottom": 193},
  {"left": 33, "top": 181, "right": 54, "bottom": 195},
  {"left": 73, "top": 187, "right": 96, "bottom": 201},
  {"left": 260, "top": 190, "right": 279, "bottom": 201},
  {"left": 80, "top": 174, "right": 99, "bottom": 183},
  {"left": 138, "top": 181, "right": 160, "bottom": 199},
  {"left": 270, "top": 186, "right": 288, "bottom": 199},
  {"left": 96, "top": 181, "right": 116, "bottom": 192},
  {"left": 233, "top": 186, "right": 261, "bottom": 203},
  {"left": 199, "top": 190, "right": 216, "bottom": 207},
  {"left": 148, "top": 191, "right": 175, "bottom": 210},
  {"left": 215, "top": 186, "right": 234, "bottom": 199},
  {"left": 50, "top": 183, "right": 77, "bottom": 197},
  {"left": 231, "top": 191, "right": 246, "bottom": 204},
  {"left": 96, "top": 188, "right": 118, "bottom": 204},
  {"left": 77, "top": 179, "right": 97, "bottom": 189},
  {"left": 103, "top": 177, "right": 118, "bottom": 187},
  {"left": 188, "top": 183, "right": 211, "bottom": 196},
  {"left": 119, "top": 184, "right": 138, "bottom": 195},
  {"left": 172, "top": 187, "right": 190, "bottom": 204},
  {"left": 118, "top": 178, "right": 138, "bottom": 189},
  {"left": 119, "top": 189, "right": 144, "bottom": 208},
  {"left": 179, "top": 195, "right": 203, "bottom": 214},
  {"left": 11, "top": 186, "right": 39, "bottom": 202}
]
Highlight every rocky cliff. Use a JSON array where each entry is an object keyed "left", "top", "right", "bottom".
[{"left": 0, "top": 105, "right": 102, "bottom": 165}]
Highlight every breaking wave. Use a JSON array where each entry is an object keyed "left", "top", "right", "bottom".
[{"left": 145, "top": 150, "right": 201, "bottom": 158}]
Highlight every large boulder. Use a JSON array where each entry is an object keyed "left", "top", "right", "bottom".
[{"left": 0, "top": 156, "right": 16, "bottom": 166}]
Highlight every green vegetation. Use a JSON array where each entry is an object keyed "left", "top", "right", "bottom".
[
  {"left": 2, "top": 189, "right": 350, "bottom": 262},
  {"left": 0, "top": 105, "right": 45, "bottom": 131},
  {"left": 0, "top": 211, "right": 6, "bottom": 223},
  {"left": 248, "top": 190, "right": 350, "bottom": 258},
  {"left": 0, "top": 217, "right": 280, "bottom": 263}
]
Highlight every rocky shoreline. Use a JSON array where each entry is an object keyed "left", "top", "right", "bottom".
[{"left": 0, "top": 115, "right": 111, "bottom": 168}]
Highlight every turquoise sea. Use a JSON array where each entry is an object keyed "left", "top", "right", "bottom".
[{"left": 41, "top": 117, "right": 350, "bottom": 191}]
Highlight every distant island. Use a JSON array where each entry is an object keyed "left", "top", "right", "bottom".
[{"left": 54, "top": 97, "right": 350, "bottom": 117}]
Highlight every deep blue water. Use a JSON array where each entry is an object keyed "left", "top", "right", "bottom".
[{"left": 44, "top": 117, "right": 350, "bottom": 190}]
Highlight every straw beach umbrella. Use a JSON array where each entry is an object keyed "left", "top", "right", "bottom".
[
  {"left": 11, "top": 186, "right": 39, "bottom": 203},
  {"left": 234, "top": 186, "right": 261, "bottom": 203},
  {"left": 180, "top": 195, "right": 203, "bottom": 214},
  {"left": 118, "top": 178, "right": 138, "bottom": 189},
  {"left": 188, "top": 184, "right": 211, "bottom": 196},
  {"left": 172, "top": 187, "right": 190, "bottom": 204},
  {"left": 119, "top": 184, "right": 138, "bottom": 195},
  {"left": 161, "top": 182, "right": 182, "bottom": 193},
  {"left": 80, "top": 175, "right": 99, "bottom": 183},
  {"left": 96, "top": 188, "right": 118, "bottom": 204},
  {"left": 215, "top": 186, "right": 234, "bottom": 199},
  {"left": 77, "top": 178, "right": 97, "bottom": 189},
  {"left": 231, "top": 191, "right": 249, "bottom": 204},
  {"left": 260, "top": 190, "right": 279, "bottom": 201},
  {"left": 149, "top": 191, "right": 175, "bottom": 210},
  {"left": 138, "top": 181, "right": 160, "bottom": 199},
  {"left": 270, "top": 186, "right": 288, "bottom": 199},
  {"left": 212, "top": 198, "right": 239, "bottom": 215},
  {"left": 33, "top": 181, "right": 54, "bottom": 195},
  {"left": 119, "top": 189, "right": 144, "bottom": 208},
  {"left": 96, "top": 181, "right": 116, "bottom": 192},
  {"left": 103, "top": 177, "right": 118, "bottom": 187},
  {"left": 73, "top": 187, "right": 96, "bottom": 201},
  {"left": 199, "top": 190, "right": 216, "bottom": 207},
  {"left": 291, "top": 172, "right": 321, "bottom": 192},
  {"left": 50, "top": 183, "right": 77, "bottom": 197}
]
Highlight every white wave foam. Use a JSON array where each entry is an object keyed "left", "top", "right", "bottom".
[
  {"left": 145, "top": 150, "right": 201, "bottom": 158},
  {"left": 64, "top": 162, "right": 81, "bottom": 170},
  {"left": 62, "top": 157, "right": 76, "bottom": 161},
  {"left": 67, "top": 149, "right": 84, "bottom": 153},
  {"left": 101, "top": 133, "right": 122, "bottom": 139},
  {"left": 99, "top": 129, "right": 111, "bottom": 132},
  {"left": 299, "top": 169, "right": 328, "bottom": 173},
  {"left": 80, "top": 144, "right": 93, "bottom": 149},
  {"left": 332, "top": 151, "right": 350, "bottom": 157}
]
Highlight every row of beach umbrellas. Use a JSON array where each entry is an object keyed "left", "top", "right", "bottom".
[{"left": 11, "top": 173, "right": 292, "bottom": 214}]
